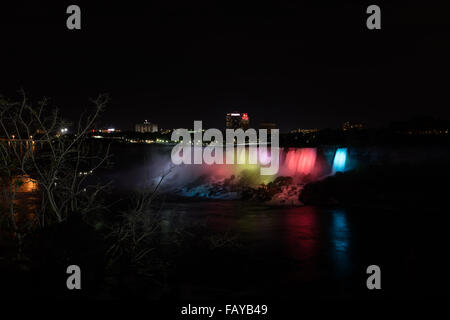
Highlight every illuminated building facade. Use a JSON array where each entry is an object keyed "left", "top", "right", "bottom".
[
  {"left": 290, "top": 128, "right": 319, "bottom": 134},
  {"left": 135, "top": 120, "right": 158, "bottom": 133},
  {"left": 342, "top": 121, "right": 365, "bottom": 131}
]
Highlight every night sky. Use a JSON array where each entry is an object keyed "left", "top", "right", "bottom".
[{"left": 0, "top": 1, "right": 449, "bottom": 131}]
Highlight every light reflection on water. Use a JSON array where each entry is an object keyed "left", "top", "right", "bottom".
[
  {"left": 284, "top": 206, "right": 319, "bottom": 263},
  {"left": 14, "top": 176, "right": 38, "bottom": 193},
  {"left": 1, "top": 176, "right": 39, "bottom": 228},
  {"left": 161, "top": 202, "right": 355, "bottom": 279},
  {"left": 157, "top": 201, "right": 361, "bottom": 298},
  {"left": 330, "top": 210, "right": 351, "bottom": 275}
]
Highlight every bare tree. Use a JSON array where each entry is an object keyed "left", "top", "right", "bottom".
[
  {"left": 105, "top": 168, "right": 174, "bottom": 271},
  {"left": 0, "top": 91, "right": 110, "bottom": 249}
]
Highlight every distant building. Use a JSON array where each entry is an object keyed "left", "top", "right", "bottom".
[
  {"left": 160, "top": 128, "right": 172, "bottom": 135},
  {"left": 290, "top": 128, "right": 319, "bottom": 134},
  {"left": 93, "top": 127, "right": 120, "bottom": 133},
  {"left": 135, "top": 120, "right": 158, "bottom": 133},
  {"left": 226, "top": 113, "right": 241, "bottom": 129},
  {"left": 342, "top": 121, "right": 365, "bottom": 131},
  {"left": 260, "top": 121, "right": 277, "bottom": 133},
  {"left": 226, "top": 112, "right": 250, "bottom": 130},
  {"left": 241, "top": 113, "right": 250, "bottom": 130},
  {"left": 389, "top": 117, "right": 450, "bottom": 135},
  {"left": 99, "top": 128, "right": 119, "bottom": 133}
]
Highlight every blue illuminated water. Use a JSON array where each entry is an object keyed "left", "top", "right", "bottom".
[{"left": 332, "top": 148, "right": 347, "bottom": 173}]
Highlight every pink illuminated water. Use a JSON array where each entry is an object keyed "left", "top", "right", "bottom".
[{"left": 283, "top": 148, "right": 317, "bottom": 176}]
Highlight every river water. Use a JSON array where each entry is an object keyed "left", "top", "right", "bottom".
[
  {"left": 97, "top": 144, "right": 447, "bottom": 299},
  {"left": 157, "top": 200, "right": 446, "bottom": 300}
]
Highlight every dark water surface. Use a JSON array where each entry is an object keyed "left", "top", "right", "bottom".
[{"left": 159, "top": 201, "right": 446, "bottom": 300}]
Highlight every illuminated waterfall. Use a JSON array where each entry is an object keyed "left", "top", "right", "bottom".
[
  {"left": 296, "top": 148, "right": 317, "bottom": 175},
  {"left": 284, "top": 148, "right": 317, "bottom": 176},
  {"left": 167, "top": 147, "right": 352, "bottom": 198},
  {"left": 332, "top": 148, "right": 347, "bottom": 173}
]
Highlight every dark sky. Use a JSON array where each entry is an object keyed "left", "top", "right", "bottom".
[{"left": 0, "top": 1, "right": 449, "bottom": 131}]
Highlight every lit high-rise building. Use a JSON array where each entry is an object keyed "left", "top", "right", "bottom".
[
  {"left": 241, "top": 113, "right": 250, "bottom": 130},
  {"left": 226, "top": 112, "right": 250, "bottom": 130},
  {"left": 226, "top": 112, "right": 242, "bottom": 129}
]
